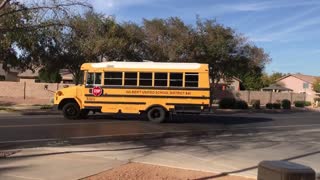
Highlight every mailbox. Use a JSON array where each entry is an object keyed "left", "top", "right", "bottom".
[{"left": 258, "top": 161, "right": 315, "bottom": 180}]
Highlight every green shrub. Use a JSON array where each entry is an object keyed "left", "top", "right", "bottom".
[
  {"left": 272, "top": 103, "right": 281, "bottom": 109},
  {"left": 212, "top": 99, "right": 219, "bottom": 104},
  {"left": 304, "top": 101, "right": 312, "bottom": 106},
  {"left": 219, "top": 98, "right": 236, "bottom": 109},
  {"left": 251, "top": 100, "right": 260, "bottom": 109},
  {"left": 281, "top": 99, "right": 291, "bottom": 109},
  {"left": 266, "top": 103, "right": 273, "bottom": 109},
  {"left": 294, "top": 101, "right": 305, "bottom": 108},
  {"left": 234, "top": 100, "right": 248, "bottom": 109}
]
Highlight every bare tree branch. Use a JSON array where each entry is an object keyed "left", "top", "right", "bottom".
[
  {"left": 0, "top": 0, "right": 10, "bottom": 10},
  {"left": 0, "top": 1, "right": 92, "bottom": 18}
]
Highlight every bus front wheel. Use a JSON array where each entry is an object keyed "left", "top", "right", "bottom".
[
  {"left": 62, "top": 102, "right": 81, "bottom": 120},
  {"left": 147, "top": 107, "right": 166, "bottom": 123}
]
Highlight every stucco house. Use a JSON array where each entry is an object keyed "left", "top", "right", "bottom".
[
  {"left": 211, "top": 77, "right": 242, "bottom": 91},
  {"left": 0, "top": 63, "right": 73, "bottom": 83},
  {"left": 276, "top": 73, "right": 320, "bottom": 102},
  {"left": 0, "top": 63, "right": 19, "bottom": 81}
]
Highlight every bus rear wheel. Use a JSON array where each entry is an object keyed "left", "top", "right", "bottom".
[
  {"left": 147, "top": 107, "right": 166, "bottom": 123},
  {"left": 62, "top": 102, "right": 81, "bottom": 120}
]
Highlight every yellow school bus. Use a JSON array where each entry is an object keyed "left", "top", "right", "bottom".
[{"left": 54, "top": 61, "right": 210, "bottom": 123}]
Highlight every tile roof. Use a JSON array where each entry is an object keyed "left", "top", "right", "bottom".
[
  {"left": 291, "top": 74, "right": 319, "bottom": 83},
  {"left": 277, "top": 73, "right": 320, "bottom": 84}
]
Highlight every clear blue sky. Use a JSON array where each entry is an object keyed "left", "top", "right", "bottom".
[{"left": 91, "top": 0, "right": 320, "bottom": 76}]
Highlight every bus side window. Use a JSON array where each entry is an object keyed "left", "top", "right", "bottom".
[
  {"left": 154, "top": 73, "right": 168, "bottom": 87},
  {"left": 95, "top": 73, "right": 102, "bottom": 85},
  {"left": 124, "top": 72, "right": 137, "bottom": 86},
  {"left": 86, "top": 72, "right": 101, "bottom": 86},
  {"left": 105, "top": 72, "right": 123, "bottom": 85},
  {"left": 87, "top": 73, "right": 94, "bottom": 85},
  {"left": 139, "top": 72, "right": 152, "bottom": 86},
  {"left": 185, "top": 73, "right": 198, "bottom": 87},
  {"left": 170, "top": 73, "right": 183, "bottom": 87}
]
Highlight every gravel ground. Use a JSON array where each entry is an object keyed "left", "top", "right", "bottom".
[{"left": 84, "top": 163, "right": 254, "bottom": 180}]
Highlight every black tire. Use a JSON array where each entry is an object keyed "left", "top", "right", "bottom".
[
  {"left": 62, "top": 102, "right": 81, "bottom": 120},
  {"left": 80, "top": 110, "right": 89, "bottom": 119},
  {"left": 147, "top": 106, "right": 166, "bottom": 123}
]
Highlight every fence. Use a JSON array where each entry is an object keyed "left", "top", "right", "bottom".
[
  {"left": 212, "top": 90, "right": 306, "bottom": 105},
  {"left": 0, "top": 81, "right": 74, "bottom": 101},
  {"left": 0, "top": 81, "right": 309, "bottom": 105}
]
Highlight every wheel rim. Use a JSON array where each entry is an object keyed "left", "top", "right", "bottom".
[
  {"left": 66, "top": 106, "right": 77, "bottom": 116},
  {"left": 150, "top": 109, "right": 161, "bottom": 119}
]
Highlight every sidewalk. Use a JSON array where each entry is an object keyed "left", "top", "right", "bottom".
[
  {"left": 0, "top": 147, "right": 127, "bottom": 180},
  {"left": 0, "top": 145, "right": 255, "bottom": 180},
  {"left": 0, "top": 104, "right": 61, "bottom": 116}
]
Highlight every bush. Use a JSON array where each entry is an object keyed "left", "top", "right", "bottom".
[
  {"left": 266, "top": 103, "right": 273, "bottom": 109},
  {"left": 234, "top": 100, "right": 248, "bottom": 109},
  {"left": 251, "top": 100, "right": 260, "bottom": 109},
  {"left": 212, "top": 99, "right": 219, "bottom": 104},
  {"left": 272, "top": 103, "right": 281, "bottom": 109},
  {"left": 304, "top": 101, "right": 312, "bottom": 106},
  {"left": 219, "top": 98, "right": 236, "bottom": 109},
  {"left": 281, "top": 99, "right": 291, "bottom": 109},
  {"left": 294, "top": 101, "right": 305, "bottom": 108}
]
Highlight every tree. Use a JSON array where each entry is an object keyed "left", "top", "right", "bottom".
[
  {"left": 1, "top": 1, "right": 271, "bottom": 86},
  {"left": 0, "top": 0, "right": 91, "bottom": 32},
  {"left": 0, "top": 0, "right": 91, "bottom": 72},
  {"left": 313, "top": 78, "right": 320, "bottom": 93},
  {"left": 38, "top": 68, "right": 62, "bottom": 83},
  {"left": 141, "top": 17, "right": 194, "bottom": 62},
  {"left": 193, "top": 18, "right": 270, "bottom": 88},
  {"left": 36, "top": 11, "right": 144, "bottom": 84}
]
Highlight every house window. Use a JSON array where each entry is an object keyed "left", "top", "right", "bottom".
[{"left": 104, "top": 72, "right": 122, "bottom": 85}]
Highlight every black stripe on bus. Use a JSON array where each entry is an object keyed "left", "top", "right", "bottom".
[
  {"left": 84, "top": 101, "right": 146, "bottom": 105},
  {"left": 85, "top": 85, "right": 209, "bottom": 91},
  {"left": 84, "top": 106, "right": 102, "bottom": 109},
  {"left": 166, "top": 103, "right": 208, "bottom": 106},
  {"left": 85, "top": 94, "right": 210, "bottom": 99}
]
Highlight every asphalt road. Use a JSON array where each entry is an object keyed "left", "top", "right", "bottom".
[{"left": 0, "top": 111, "right": 320, "bottom": 149}]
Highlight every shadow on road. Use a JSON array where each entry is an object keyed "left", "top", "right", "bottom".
[
  {"left": 87, "top": 114, "right": 273, "bottom": 125},
  {"left": 169, "top": 114, "right": 272, "bottom": 124},
  {"left": 194, "top": 150, "right": 320, "bottom": 180}
]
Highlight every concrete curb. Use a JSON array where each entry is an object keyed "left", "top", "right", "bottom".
[
  {"left": 20, "top": 110, "right": 61, "bottom": 115},
  {"left": 207, "top": 108, "right": 319, "bottom": 114}
]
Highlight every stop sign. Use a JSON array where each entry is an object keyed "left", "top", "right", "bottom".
[{"left": 92, "top": 86, "right": 103, "bottom": 96}]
